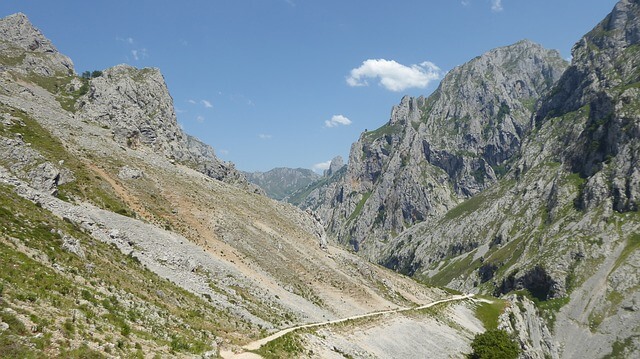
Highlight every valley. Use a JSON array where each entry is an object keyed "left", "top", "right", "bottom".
[{"left": 1, "top": 1, "right": 639, "bottom": 358}]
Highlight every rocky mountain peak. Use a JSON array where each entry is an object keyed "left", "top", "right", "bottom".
[
  {"left": 307, "top": 40, "right": 569, "bottom": 257},
  {"left": 531, "top": 0, "right": 640, "bottom": 213},
  {"left": 0, "top": 13, "right": 74, "bottom": 76},
  {"left": 324, "top": 156, "right": 345, "bottom": 177},
  {"left": 0, "top": 13, "right": 57, "bottom": 53},
  {"left": 76, "top": 63, "right": 254, "bottom": 188},
  {"left": 79, "top": 64, "right": 180, "bottom": 151}
]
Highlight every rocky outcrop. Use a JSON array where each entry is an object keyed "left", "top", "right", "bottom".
[
  {"left": 0, "top": 13, "right": 253, "bottom": 191},
  {"left": 74, "top": 64, "right": 254, "bottom": 189},
  {"left": 535, "top": 0, "right": 640, "bottom": 213},
  {"left": 312, "top": 40, "right": 568, "bottom": 258},
  {"left": 324, "top": 156, "right": 345, "bottom": 177},
  {"left": 375, "top": 1, "right": 640, "bottom": 357},
  {"left": 0, "top": 13, "right": 74, "bottom": 76}
]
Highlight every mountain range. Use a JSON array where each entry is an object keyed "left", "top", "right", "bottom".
[{"left": 0, "top": 1, "right": 639, "bottom": 358}]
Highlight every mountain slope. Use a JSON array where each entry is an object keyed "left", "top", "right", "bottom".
[
  {"left": 378, "top": 0, "right": 640, "bottom": 357},
  {"left": 311, "top": 40, "right": 568, "bottom": 260},
  {"left": 244, "top": 167, "right": 320, "bottom": 201},
  {"left": 0, "top": 12, "right": 489, "bottom": 358}
]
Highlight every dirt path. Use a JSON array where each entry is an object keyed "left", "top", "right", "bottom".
[
  {"left": 220, "top": 294, "right": 475, "bottom": 358},
  {"left": 84, "top": 162, "right": 154, "bottom": 220}
]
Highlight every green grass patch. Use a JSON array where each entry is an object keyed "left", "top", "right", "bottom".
[
  {"left": 363, "top": 123, "right": 403, "bottom": 142},
  {"left": 444, "top": 194, "right": 487, "bottom": 220},
  {"left": 474, "top": 298, "right": 507, "bottom": 330},
  {"left": 0, "top": 186, "right": 256, "bottom": 355},
  {"left": 347, "top": 191, "right": 371, "bottom": 223},
  {"left": 612, "top": 233, "right": 640, "bottom": 273},
  {"left": 254, "top": 331, "right": 305, "bottom": 359},
  {"left": 0, "top": 52, "right": 26, "bottom": 67},
  {"left": 602, "top": 336, "right": 638, "bottom": 359},
  {"left": 469, "top": 329, "right": 520, "bottom": 359},
  {"left": 428, "top": 252, "right": 481, "bottom": 287}
]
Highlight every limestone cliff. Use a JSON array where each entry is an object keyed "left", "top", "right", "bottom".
[
  {"left": 76, "top": 64, "right": 254, "bottom": 188},
  {"left": 312, "top": 40, "right": 568, "bottom": 259},
  {"left": 0, "top": 12, "right": 74, "bottom": 76},
  {"left": 378, "top": 1, "right": 640, "bottom": 357}
]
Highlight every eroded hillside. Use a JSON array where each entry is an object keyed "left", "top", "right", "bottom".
[{"left": 0, "top": 12, "right": 491, "bottom": 358}]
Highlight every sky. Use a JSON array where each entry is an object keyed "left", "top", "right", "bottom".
[{"left": 0, "top": 0, "right": 619, "bottom": 173}]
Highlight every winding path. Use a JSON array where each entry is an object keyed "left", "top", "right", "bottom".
[{"left": 220, "top": 294, "right": 475, "bottom": 359}]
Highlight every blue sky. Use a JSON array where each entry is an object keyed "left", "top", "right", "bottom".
[{"left": 1, "top": 0, "right": 618, "bottom": 173}]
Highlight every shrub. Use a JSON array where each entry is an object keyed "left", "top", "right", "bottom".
[{"left": 469, "top": 329, "right": 520, "bottom": 359}]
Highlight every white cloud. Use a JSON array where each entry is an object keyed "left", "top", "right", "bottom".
[
  {"left": 116, "top": 36, "right": 135, "bottom": 44},
  {"left": 196, "top": 115, "right": 205, "bottom": 123},
  {"left": 491, "top": 0, "right": 503, "bottom": 12},
  {"left": 312, "top": 160, "right": 332, "bottom": 173},
  {"left": 258, "top": 134, "right": 272, "bottom": 140},
  {"left": 324, "top": 114, "right": 352, "bottom": 128},
  {"left": 218, "top": 149, "right": 229, "bottom": 155},
  {"left": 461, "top": 0, "right": 470, "bottom": 6},
  {"left": 131, "top": 48, "right": 148, "bottom": 61},
  {"left": 187, "top": 99, "right": 196, "bottom": 104},
  {"left": 346, "top": 59, "right": 442, "bottom": 92},
  {"left": 201, "top": 100, "right": 213, "bottom": 108}
]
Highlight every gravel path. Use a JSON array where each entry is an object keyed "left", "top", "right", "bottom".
[{"left": 220, "top": 294, "right": 475, "bottom": 358}]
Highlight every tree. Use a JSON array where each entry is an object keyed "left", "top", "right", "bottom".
[{"left": 469, "top": 329, "right": 520, "bottom": 359}]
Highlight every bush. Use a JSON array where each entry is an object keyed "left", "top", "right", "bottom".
[{"left": 469, "top": 329, "right": 520, "bottom": 359}]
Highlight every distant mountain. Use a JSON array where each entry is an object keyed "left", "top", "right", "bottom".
[{"left": 244, "top": 167, "right": 321, "bottom": 200}]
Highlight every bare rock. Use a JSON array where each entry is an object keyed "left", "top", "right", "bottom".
[{"left": 118, "top": 165, "right": 144, "bottom": 180}]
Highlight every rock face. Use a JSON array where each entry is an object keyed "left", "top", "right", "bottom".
[
  {"left": 324, "top": 156, "right": 345, "bottom": 177},
  {"left": 309, "top": 40, "right": 568, "bottom": 258},
  {"left": 0, "top": 13, "right": 73, "bottom": 76},
  {"left": 76, "top": 64, "right": 252, "bottom": 188},
  {"left": 374, "top": 1, "right": 640, "bottom": 357},
  {"left": 535, "top": 0, "right": 640, "bottom": 213},
  {"left": 244, "top": 167, "right": 321, "bottom": 200}
]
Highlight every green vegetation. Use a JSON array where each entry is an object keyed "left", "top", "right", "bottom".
[
  {"left": 17, "top": 71, "right": 88, "bottom": 113},
  {"left": 347, "top": 191, "right": 372, "bottom": 223},
  {"left": 363, "top": 123, "right": 403, "bottom": 142},
  {"left": 602, "top": 336, "right": 638, "bottom": 359},
  {"left": 0, "top": 52, "right": 26, "bottom": 67},
  {"left": 428, "top": 253, "right": 482, "bottom": 287},
  {"left": 474, "top": 299, "right": 507, "bottom": 330},
  {"left": 0, "top": 185, "right": 257, "bottom": 357},
  {"left": 613, "top": 233, "right": 640, "bottom": 272},
  {"left": 444, "top": 194, "right": 487, "bottom": 220},
  {"left": 255, "top": 331, "right": 305, "bottom": 359},
  {"left": 468, "top": 329, "right": 520, "bottom": 359}
]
